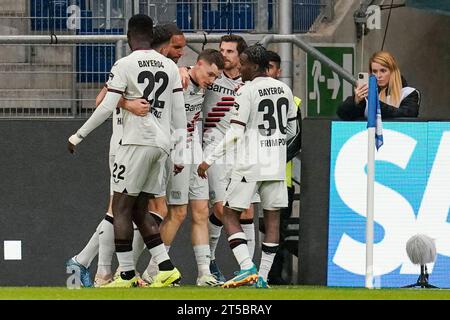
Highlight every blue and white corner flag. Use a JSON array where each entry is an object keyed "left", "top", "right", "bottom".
[
  {"left": 367, "top": 75, "right": 383, "bottom": 149},
  {"left": 365, "top": 74, "right": 383, "bottom": 288}
]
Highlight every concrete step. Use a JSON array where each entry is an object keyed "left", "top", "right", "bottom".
[
  {"left": 0, "top": 44, "right": 73, "bottom": 64},
  {"left": 0, "top": 16, "right": 29, "bottom": 63},
  {"left": 31, "top": 45, "right": 74, "bottom": 65},
  {"left": 0, "top": 63, "right": 73, "bottom": 89},
  {"left": 0, "top": 17, "right": 28, "bottom": 35},
  {"left": 0, "top": 0, "right": 26, "bottom": 14},
  {"left": 0, "top": 88, "right": 71, "bottom": 98},
  {"left": 0, "top": 45, "right": 27, "bottom": 63},
  {"left": 78, "top": 88, "right": 101, "bottom": 112},
  {"left": 0, "top": 89, "right": 72, "bottom": 111},
  {"left": 0, "top": 63, "right": 72, "bottom": 71},
  {"left": 0, "top": 88, "right": 100, "bottom": 115}
]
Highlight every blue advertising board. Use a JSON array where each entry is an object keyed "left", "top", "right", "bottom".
[{"left": 328, "top": 121, "right": 450, "bottom": 287}]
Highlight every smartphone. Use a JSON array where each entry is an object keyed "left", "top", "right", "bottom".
[{"left": 357, "top": 72, "right": 369, "bottom": 87}]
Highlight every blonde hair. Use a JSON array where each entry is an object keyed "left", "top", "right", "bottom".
[{"left": 369, "top": 51, "right": 402, "bottom": 107}]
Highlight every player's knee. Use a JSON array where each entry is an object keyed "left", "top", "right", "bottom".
[
  {"left": 169, "top": 205, "right": 188, "bottom": 223},
  {"left": 192, "top": 210, "right": 208, "bottom": 225},
  {"left": 156, "top": 204, "right": 168, "bottom": 217},
  {"left": 213, "top": 202, "right": 224, "bottom": 218},
  {"left": 112, "top": 193, "right": 134, "bottom": 217},
  {"left": 262, "top": 219, "right": 279, "bottom": 242},
  {"left": 262, "top": 231, "right": 279, "bottom": 244},
  {"left": 192, "top": 201, "right": 209, "bottom": 218},
  {"left": 149, "top": 197, "right": 168, "bottom": 217},
  {"left": 240, "top": 208, "right": 254, "bottom": 220}
]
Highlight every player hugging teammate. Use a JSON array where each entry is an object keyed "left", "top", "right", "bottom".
[{"left": 67, "top": 14, "right": 295, "bottom": 289}]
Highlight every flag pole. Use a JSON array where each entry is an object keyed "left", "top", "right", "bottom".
[
  {"left": 366, "top": 127, "right": 375, "bottom": 289},
  {"left": 366, "top": 74, "right": 382, "bottom": 289}
]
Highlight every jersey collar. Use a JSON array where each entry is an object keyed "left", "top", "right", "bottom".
[{"left": 223, "top": 70, "right": 241, "bottom": 81}]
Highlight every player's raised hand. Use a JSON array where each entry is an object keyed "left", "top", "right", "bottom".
[
  {"left": 124, "top": 98, "right": 150, "bottom": 117},
  {"left": 197, "top": 161, "right": 210, "bottom": 179}
]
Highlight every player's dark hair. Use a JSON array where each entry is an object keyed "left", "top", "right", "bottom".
[
  {"left": 152, "top": 25, "right": 171, "bottom": 49},
  {"left": 266, "top": 50, "right": 281, "bottom": 68},
  {"left": 243, "top": 44, "right": 269, "bottom": 72},
  {"left": 127, "top": 14, "right": 153, "bottom": 44},
  {"left": 162, "top": 23, "right": 184, "bottom": 37},
  {"left": 220, "top": 34, "right": 248, "bottom": 54},
  {"left": 197, "top": 49, "right": 225, "bottom": 70}
]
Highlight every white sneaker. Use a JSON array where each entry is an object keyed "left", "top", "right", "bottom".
[
  {"left": 141, "top": 270, "right": 156, "bottom": 284},
  {"left": 196, "top": 274, "right": 224, "bottom": 287}
]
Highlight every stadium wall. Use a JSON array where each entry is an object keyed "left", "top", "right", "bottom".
[{"left": 0, "top": 120, "right": 243, "bottom": 286}]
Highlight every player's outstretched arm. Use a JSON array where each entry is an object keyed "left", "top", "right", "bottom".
[
  {"left": 95, "top": 86, "right": 107, "bottom": 107},
  {"left": 68, "top": 91, "right": 122, "bottom": 153},
  {"left": 197, "top": 122, "right": 244, "bottom": 178},
  {"left": 198, "top": 86, "right": 250, "bottom": 178}
]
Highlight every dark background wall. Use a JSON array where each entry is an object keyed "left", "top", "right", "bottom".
[
  {"left": 0, "top": 119, "right": 246, "bottom": 286},
  {"left": 298, "top": 118, "right": 331, "bottom": 286},
  {"left": 0, "top": 119, "right": 336, "bottom": 287}
]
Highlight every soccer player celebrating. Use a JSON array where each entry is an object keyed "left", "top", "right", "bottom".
[
  {"left": 202, "top": 35, "right": 259, "bottom": 282},
  {"left": 198, "top": 45, "right": 297, "bottom": 288},
  {"left": 146, "top": 24, "right": 186, "bottom": 222},
  {"left": 67, "top": 23, "right": 187, "bottom": 287},
  {"left": 68, "top": 14, "right": 186, "bottom": 288},
  {"left": 265, "top": 50, "right": 302, "bottom": 285},
  {"left": 153, "top": 49, "right": 225, "bottom": 286}
]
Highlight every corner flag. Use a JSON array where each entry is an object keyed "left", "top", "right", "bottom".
[
  {"left": 366, "top": 75, "right": 383, "bottom": 149},
  {"left": 365, "top": 74, "right": 384, "bottom": 288}
]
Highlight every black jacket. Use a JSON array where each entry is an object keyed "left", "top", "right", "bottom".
[
  {"left": 286, "top": 107, "right": 301, "bottom": 162},
  {"left": 336, "top": 78, "right": 420, "bottom": 121}
]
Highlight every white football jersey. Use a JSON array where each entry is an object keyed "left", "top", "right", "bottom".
[
  {"left": 184, "top": 76, "right": 205, "bottom": 164},
  {"left": 202, "top": 71, "right": 244, "bottom": 148},
  {"left": 230, "top": 76, "right": 297, "bottom": 181},
  {"left": 109, "top": 107, "right": 123, "bottom": 156},
  {"left": 107, "top": 49, "right": 186, "bottom": 153}
]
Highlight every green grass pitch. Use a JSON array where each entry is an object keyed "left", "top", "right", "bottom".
[{"left": 0, "top": 286, "right": 449, "bottom": 300}]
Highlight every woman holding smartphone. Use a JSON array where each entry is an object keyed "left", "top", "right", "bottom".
[{"left": 337, "top": 51, "right": 420, "bottom": 120}]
